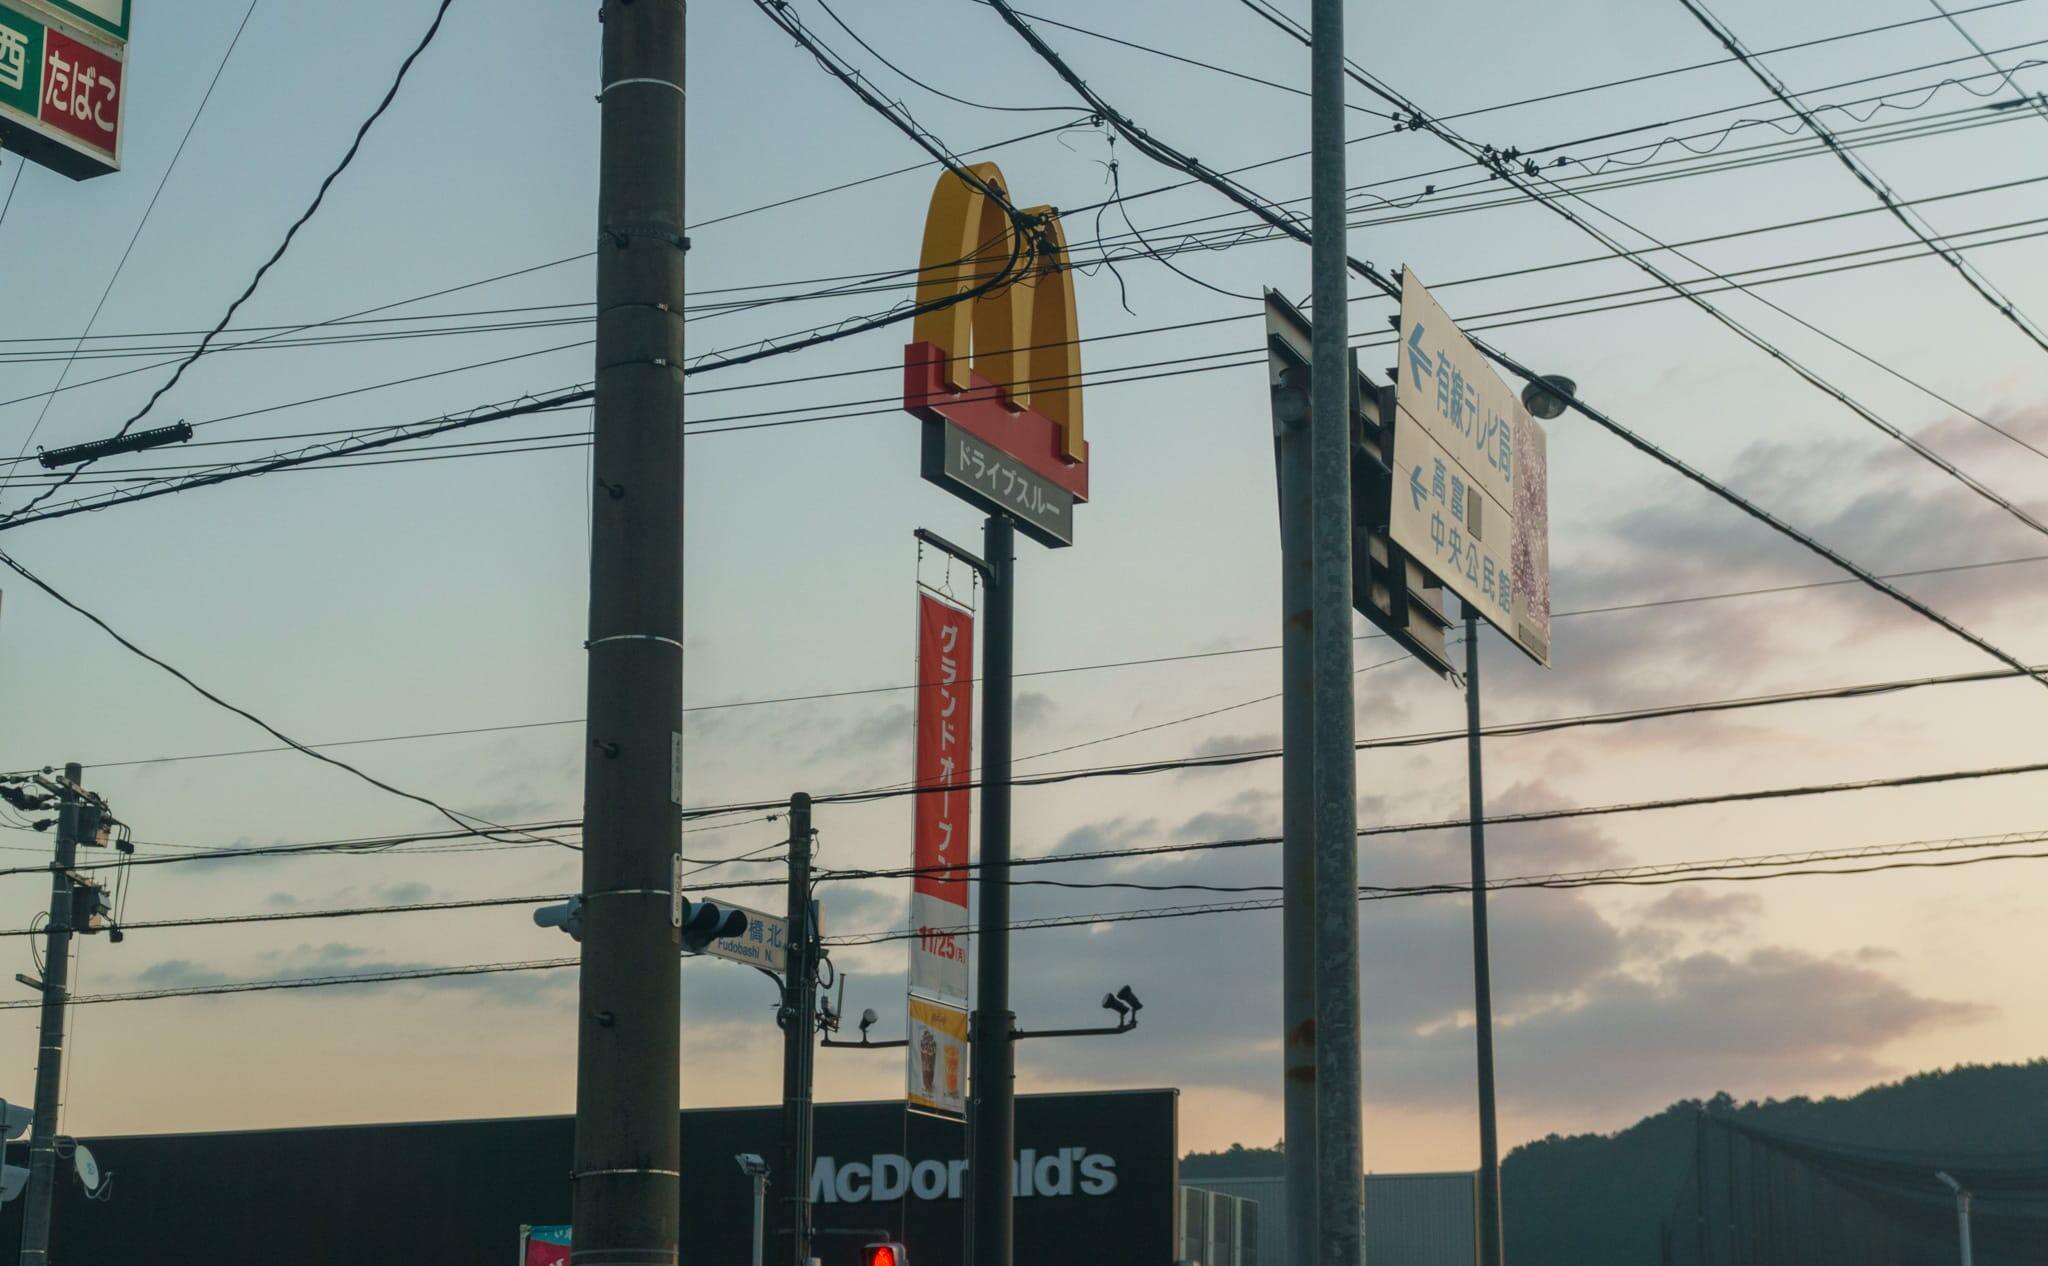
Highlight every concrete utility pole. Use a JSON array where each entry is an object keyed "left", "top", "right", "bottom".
[
  {"left": 1465, "top": 615, "right": 1505, "bottom": 1266},
  {"left": 1308, "top": 0, "right": 1365, "bottom": 1261},
  {"left": 573, "top": 2, "right": 688, "bottom": 1263},
  {"left": 780, "top": 794, "right": 817, "bottom": 1266},
  {"left": 17, "top": 763, "right": 80, "bottom": 1266}
]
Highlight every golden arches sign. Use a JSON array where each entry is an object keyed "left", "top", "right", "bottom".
[
  {"left": 910, "top": 162, "right": 1085, "bottom": 464},
  {"left": 905, "top": 162, "right": 1088, "bottom": 480}
]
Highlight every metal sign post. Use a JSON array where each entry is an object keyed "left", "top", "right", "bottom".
[
  {"left": 1307, "top": 3, "right": 1366, "bottom": 1262},
  {"left": 900, "top": 161, "right": 1092, "bottom": 1266}
]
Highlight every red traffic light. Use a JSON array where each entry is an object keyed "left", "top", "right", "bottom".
[{"left": 860, "top": 1243, "right": 906, "bottom": 1266}]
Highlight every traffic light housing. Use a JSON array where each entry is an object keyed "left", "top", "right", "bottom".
[
  {"left": 860, "top": 1242, "right": 907, "bottom": 1266},
  {"left": 1263, "top": 290, "right": 1453, "bottom": 677},
  {"left": 534, "top": 897, "right": 584, "bottom": 941},
  {"left": 678, "top": 900, "right": 748, "bottom": 953}
]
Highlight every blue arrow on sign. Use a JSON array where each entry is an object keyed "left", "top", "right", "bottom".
[{"left": 1406, "top": 324, "right": 1432, "bottom": 381}]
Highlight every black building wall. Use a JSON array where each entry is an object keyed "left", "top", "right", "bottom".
[{"left": 0, "top": 1088, "right": 1177, "bottom": 1266}]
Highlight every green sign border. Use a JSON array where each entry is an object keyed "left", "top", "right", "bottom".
[
  {"left": 0, "top": 2, "right": 47, "bottom": 121},
  {"left": 32, "top": 0, "right": 122, "bottom": 42}
]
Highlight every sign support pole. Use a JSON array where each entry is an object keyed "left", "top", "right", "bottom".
[
  {"left": 1465, "top": 614, "right": 1505, "bottom": 1266},
  {"left": 18, "top": 762, "right": 79, "bottom": 1266},
  {"left": 574, "top": 3, "right": 687, "bottom": 1264},
  {"left": 780, "top": 793, "right": 817, "bottom": 1266},
  {"left": 1277, "top": 363, "right": 1322, "bottom": 1264},
  {"left": 968, "top": 512, "right": 1016, "bottom": 1266},
  {"left": 1309, "top": 0, "right": 1366, "bottom": 1261}
]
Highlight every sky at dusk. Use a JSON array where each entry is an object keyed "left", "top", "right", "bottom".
[{"left": 1, "top": 0, "right": 2045, "bottom": 1173}]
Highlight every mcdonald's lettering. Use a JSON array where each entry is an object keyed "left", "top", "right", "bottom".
[{"left": 904, "top": 162, "right": 1088, "bottom": 546}]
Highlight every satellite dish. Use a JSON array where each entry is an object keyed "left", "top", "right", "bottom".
[{"left": 73, "top": 1144, "right": 101, "bottom": 1196}]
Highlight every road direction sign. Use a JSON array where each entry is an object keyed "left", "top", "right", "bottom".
[
  {"left": 0, "top": 0, "right": 125, "bottom": 179},
  {"left": 1390, "top": 269, "right": 1551, "bottom": 665}
]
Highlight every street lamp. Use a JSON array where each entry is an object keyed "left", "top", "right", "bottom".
[
  {"left": 1520, "top": 374, "right": 1577, "bottom": 420},
  {"left": 736, "top": 1153, "right": 771, "bottom": 1266},
  {"left": 1935, "top": 1170, "right": 1974, "bottom": 1266}
]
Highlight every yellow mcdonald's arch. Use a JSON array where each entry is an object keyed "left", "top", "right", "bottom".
[{"left": 910, "top": 162, "right": 1086, "bottom": 465}]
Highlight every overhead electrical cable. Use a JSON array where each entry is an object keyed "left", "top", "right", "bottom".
[
  {"left": 814, "top": 761, "right": 2048, "bottom": 885},
  {"left": 1929, "top": 0, "right": 2048, "bottom": 126},
  {"left": 1675, "top": 0, "right": 2048, "bottom": 357},
  {"left": 1233, "top": 0, "right": 2048, "bottom": 514},
  {"left": 6, "top": 0, "right": 263, "bottom": 478},
  {"left": 679, "top": 0, "right": 2041, "bottom": 240},
  {"left": 823, "top": 838, "right": 2048, "bottom": 946},
  {"left": 0, "top": 389, "right": 593, "bottom": 533},
  {"left": 0, "top": 546, "right": 578, "bottom": 852},
  {"left": 0, "top": 958, "right": 583, "bottom": 1010},
  {"left": 19, "top": 206, "right": 2048, "bottom": 523},
  {"left": 0, "top": 253, "right": 596, "bottom": 420},
  {"left": 3, "top": 0, "right": 462, "bottom": 523},
  {"left": 980, "top": 0, "right": 2048, "bottom": 697},
  {"left": 713, "top": 0, "right": 1041, "bottom": 376},
  {"left": 808, "top": 0, "right": 1076, "bottom": 113}
]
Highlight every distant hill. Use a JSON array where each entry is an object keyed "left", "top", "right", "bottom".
[
  {"left": 1182, "top": 1061, "right": 2048, "bottom": 1264},
  {"left": 1504, "top": 1061, "right": 2048, "bottom": 1265}
]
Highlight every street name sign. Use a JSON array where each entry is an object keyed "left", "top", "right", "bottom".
[{"left": 1390, "top": 269, "right": 1552, "bottom": 665}]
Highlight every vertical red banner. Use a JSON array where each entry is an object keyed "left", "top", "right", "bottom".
[{"left": 909, "top": 592, "right": 974, "bottom": 1003}]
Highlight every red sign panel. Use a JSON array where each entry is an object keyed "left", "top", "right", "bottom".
[
  {"left": 521, "top": 1226, "right": 571, "bottom": 1266},
  {"left": 909, "top": 592, "right": 973, "bottom": 1002},
  {"left": 38, "top": 26, "right": 118, "bottom": 159}
]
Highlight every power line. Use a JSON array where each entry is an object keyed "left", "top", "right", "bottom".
[
  {"left": 677, "top": 0, "right": 2040, "bottom": 242},
  {"left": 0, "top": 72, "right": 2005, "bottom": 460},
  {"left": 0, "top": 156, "right": 23, "bottom": 239},
  {"left": 815, "top": 759, "right": 2048, "bottom": 886},
  {"left": 5, "top": 0, "right": 263, "bottom": 479},
  {"left": 1676, "top": 0, "right": 2048, "bottom": 357},
  {"left": 13, "top": 827, "right": 2045, "bottom": 1001},
  {"left": 986, "top": 0, "right": 2048, "bottom": 700},
  {"left": 0, "top": 867, "right": 792, "bottom": 938},
  {"left": 43, "top": 551, "right": 2046, "bottom": 774},
  {"left": 1931, "top": 0, "right": 2048, "bottom": 127},
  {"left": 17, "top": 201, "right": 2047, "bottom": 519},
  {"left": 808, "top": 0, "right": 1076, "bottom": 114},
  {"left": 0, "top": 547, "right": 577, "bottom": 852},
  {"left": 3, "top": 0, "right": 461, "bottom": 524},
  {"left": 1235, "top": 0, "right": 2048, "bottom": 523},
  {"left": 0, "top": 957, "right": 582, "bottom": 1011},
  {"left": 823, "top": 827, "right": 2048, "bottom": 944},
  {"left": 0, "top": 388, "right": 593, "bottom": 533},
  {"left": 0, "top": 253, "right": 595, "bottom": 422}
]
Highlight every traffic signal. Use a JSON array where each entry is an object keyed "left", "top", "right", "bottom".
[
  {"left": 533, "top": 897, "right": 584, "bottom": 941},
  {"left": 860, "top": 1242, "right": 907, "bottom": 1266},
  {"left": 1263, "top": 289, "right": 1453, "bottom": 677},
  {"left": 678, "top": 900, "right": 748, "bottom": 953}
]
